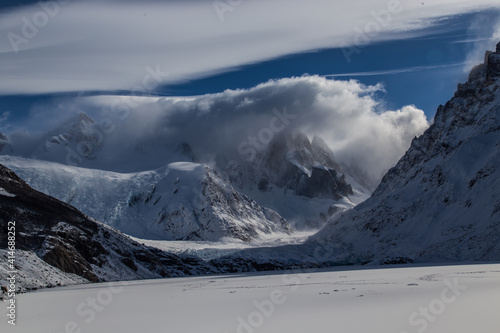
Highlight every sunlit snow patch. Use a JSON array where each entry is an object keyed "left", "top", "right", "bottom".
[{"left": 0, "top": 187, "right": 15, "bottom": 197}]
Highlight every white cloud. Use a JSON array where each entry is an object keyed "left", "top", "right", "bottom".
[
  {"left": 0, "top": 111, "right": 11, "bottom": 132},
  {"left": 463, "top": 12, "right": 500, "bottom": 72},
  {"left": 323, "top": 63, "right": 467, "bottom": 77},
  {"left": 21, "top": 76, "right": 427, "bottom": 184},
  {"left": 0, "top": 111, "right": 10, "bottom": 123},
  {"left": 0, "top": 0, "right": 499, "bottom": 94}
]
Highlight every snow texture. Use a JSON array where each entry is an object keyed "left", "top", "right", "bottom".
[
  {"left": 2, "top": 263, "right": 499, "bottom": 333},
  {"left": 0, "top": 157, "right": 292, "bottom": 242},
  {"left": 0, "top": 163, "right": 219, "bottom": 290}
]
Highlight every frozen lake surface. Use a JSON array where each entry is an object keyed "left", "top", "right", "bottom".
[{"left": 2, "top": 263, "right": 499, "bottom": 333}]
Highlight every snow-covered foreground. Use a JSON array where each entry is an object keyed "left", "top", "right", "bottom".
[{"left": 2, "top": 263, "right": 499, "bottom": 332}]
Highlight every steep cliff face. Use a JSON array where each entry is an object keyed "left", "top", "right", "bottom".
[
  {"left": 309, "top": 42, "right": 500, "bottom": 263},
  {"left": 260, "top": 131, "right": 353, "bottom": 200},
  {"left": 121, "top": 162, "right": 292, "bottom": 241}
]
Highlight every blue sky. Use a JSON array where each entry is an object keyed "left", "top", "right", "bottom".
[
  {"left": 0, "top": 1, "right": 500, "bottom": 133},
  {"left": 160, "top": 15, "right": 492, "bottom": 116}
]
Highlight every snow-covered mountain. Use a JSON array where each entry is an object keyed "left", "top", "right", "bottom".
[
  {"left": 1, "top": 116, "right": 365, "bottom": 231},
  {"left": 257, "top": 131, "right": 352, "bottom": 200},
  {"left": 217, "top": 130, "right": 367, "bottom": 229},
  {"left": 306, "top": 41, "right": 500, "bottom": 263},
  {"left": 34, "top": 112, "right": 103, "bottom": 165},
  {"left": 0, "top": 163, "right": 218, "bottom": 290},
  {"left": 0, "top": 156, "right": 292, "bottom": 241}
]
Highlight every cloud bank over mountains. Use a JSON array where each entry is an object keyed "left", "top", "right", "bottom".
[
  {"left": 1, "top": 0, "right": 500, "bottom": 94},
  {"left": 6, "top": 76, "right": 429, "bottom": 184}
]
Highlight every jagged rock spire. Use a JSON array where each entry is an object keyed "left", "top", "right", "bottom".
[
  {"left": 487, "top": 40, "right": 500, "bottom": 80},
  {"left": 310, "top": 40, "right": 500, "bottom": 263}
]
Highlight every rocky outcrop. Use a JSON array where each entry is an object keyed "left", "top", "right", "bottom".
[
  {"left": 487, "top": 42, "right": 500, "bottom": 80},
  {"left": 307, "top": 41, "right": 500, "bottom": 264},
  {"left": 0, "top": 163, "right": 217, "bottom": 289},
  {"left": 175, "top": 142, "right": 199, "bottom": 162},
  {"left": 43, "top": 112, "right": 100, "bottom": 154},
  {"left": 260, "top": 131, "right": 353, "bottom": 199}
]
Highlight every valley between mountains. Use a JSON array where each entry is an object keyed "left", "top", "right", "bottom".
[{"left": 0, "top": 42, "right": 499, "bottom": 295}]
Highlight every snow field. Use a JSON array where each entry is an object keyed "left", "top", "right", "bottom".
[{"left": 2, "top": 263, "right": 499, "bottom": 333}]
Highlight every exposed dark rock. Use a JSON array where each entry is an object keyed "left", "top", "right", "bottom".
[
  {"left": 487, "top": 46, "right": 500, "bottom": 80},
  {"left": 175, "top": 142, "right": 199, "bottom": 162},
  {"left": 0, "top": 163, "right": 218, "bottom": 288},
  {"left": 308, "top": 41, "right": 500, "bottom": 264},
  {"left": 261, "top": 131, "right": 352, "bottom": 200}
]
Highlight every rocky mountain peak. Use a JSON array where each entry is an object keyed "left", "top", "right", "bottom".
[
  {"left": 260, "top": 130, "right": 353, "bottom": 200},
  {"left": 467, "top": 41, "right": 500, "bottom": 84},
  {"left": 487, "top": 41, "right": 500, "bottom": 80},
  {"left": 0, "top": 163, "right": 218, "bottom": 289},
  {"left": 309, "top": 41, "right": 500, "bottom": 264},
  {"left": 175, "top": 142, "right": 199, "bottom": 162},
  {"left": 31, "top": 112, "right": 103, "bottom": 165},
  {"left": 311, "top": 135, "right": 342, "bottom": 173},
  {"left": 376, "top": 41, "right": 500, "bottom": 196}
]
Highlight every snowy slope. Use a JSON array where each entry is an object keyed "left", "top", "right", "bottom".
[
  {"left": 0, "top": 249, "right": 89, "bottom": 291},
  {"left": 33, "top": 113, "right": 102, "bottom": 165},
  {"left": 1, "top": 109, "right": 367, "bottom": 230},
  {"left": 308, "top": 42, "right": 500, "bottom": 263},
  {"left": 0, "top": 156, "right": 292, "bottom": 241},
  {"left": 3, "top": 263, "right": 499, "bottom": 333},
  {"left": 220, "top": 130, "right": 368, "bottom": 229},
  {"left": 0, "top": 163, "right": 218, "bottom": 290}
]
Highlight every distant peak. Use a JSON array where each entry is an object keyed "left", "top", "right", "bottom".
[
  {"left": 467, "top": 40, "right": 500, "bottom": 84},
  {"left": 77, "top": 112, "right": 95, "bottom": 124},
  {"left": 311, "top": 135, "right": 330, "bottom": 153},
  {"left": 175, "top": 142, "right": 199, "bottom": 162},
  {"left": 487, "top": 40, "right": 500, "bottom": 81}
]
